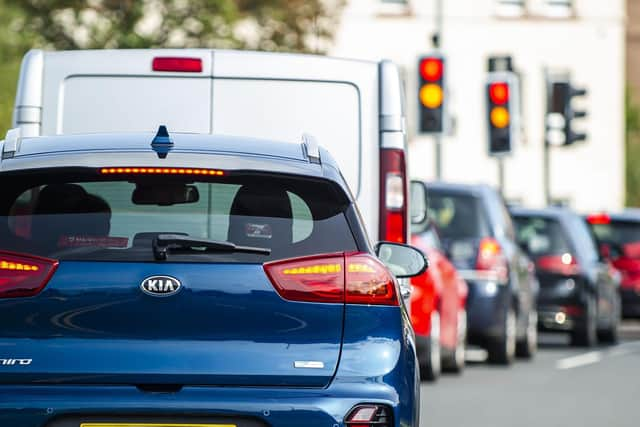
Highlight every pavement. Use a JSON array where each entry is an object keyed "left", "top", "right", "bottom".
[{"left": 420, "top": 320, "right": 640, "bottom": 427}]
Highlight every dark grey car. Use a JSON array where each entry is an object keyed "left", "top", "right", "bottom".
[
  {"left": 512, "top": 207, "right": 621, "bottom": 347},
  {"left": 413, "top": 181, "right": 538, "bottom": 365}
]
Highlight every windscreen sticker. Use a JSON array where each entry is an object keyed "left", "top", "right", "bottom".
[
  {"left": 245, "top": 223, "right": 273, "bottom": 239},
  {"left": 58, "top": 236, "right": 130, "bottom": 248}
]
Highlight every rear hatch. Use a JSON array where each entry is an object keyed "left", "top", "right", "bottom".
[
  {"left": 0, "top": 167, "right": 358, "bottom": 387},
  {"left": 512, "top": 214, "right": 579, "bottom": 297}
]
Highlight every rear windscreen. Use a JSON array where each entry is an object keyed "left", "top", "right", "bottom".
[
  {"left": 0, "top": 170, "right": 357, "bottom": 263},
  {"left": 513, "top": 216, "right": 572, "bottom": 258},
  {"left": 427, "top": 191, "right": 490, "bottom": 240},
  {"left": 589, "top": 220, "right": 640, "bottom": 247}
]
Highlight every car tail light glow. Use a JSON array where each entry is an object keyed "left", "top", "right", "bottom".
[
  {"left": 152, "top": 57, "right": 203, "bottom": 73},
  {"left": 476, "top": 237, "right": 508, "bottom": 283},
  {"left": 264, "top": 252, "right": 399, "bottom": 306},
  {"left": 0, "top": 251, "right": 58, "bottom": 298},
  {"left": 586, "top": 213, "right": 611, "bottom": 225},
  {"left": 346, "top": 404, "right": 392, "bottom": 427},
  {"left": 536, "top": 253, "right": 580, "bottom": 276},
  {"left": 379, "top": 149, "right": 408, "bottom": 244},
  {"left": 100, "top": 167, "right": 224, "bottom": 176}
]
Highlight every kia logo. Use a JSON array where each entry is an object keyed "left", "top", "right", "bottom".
[{"left": 140, "top": 276, "right": 182, "bottom": 297}]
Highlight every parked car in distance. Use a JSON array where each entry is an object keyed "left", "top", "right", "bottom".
[
  {"left": 423, "top": 182, "right": 538, "bottom": 365},
  {"left": 13, "top": 49, "right": 411, "bottom": 245},
  {"left": 0, "top": 128, "right": 427, "bottom": 427},
  {"left": 586, "top": 211, "right": 640, "bottom": 318},
  {"left": 512, "top": 207, "right": 620, "bottom": 347},
  {"left": 410, "top": 195, "right": 469, "bottom": 381}
]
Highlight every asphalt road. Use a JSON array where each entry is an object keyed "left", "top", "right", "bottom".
[{"left": 420, "top": 321, "right": 640, "bottom": 427}]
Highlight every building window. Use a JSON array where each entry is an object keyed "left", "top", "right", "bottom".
[
  {"left": 377, "top": 0, "right": 412, "bottom": 17},
  {"left": 497, "top": 0, "right": 575, "bottom": 19},
  {"left": 495, "top": 0, "right": 526, "bottom": 18},
  {"left": 544, "top": 0, "right": 573, "bottom": 18}
]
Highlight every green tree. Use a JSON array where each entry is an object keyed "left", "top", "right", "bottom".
[
  {"left": 626, "top": 89, "right": 640, "bottom": 206},
  {"left": 3, "top": 0, "right": 343, "bottom": 52}
]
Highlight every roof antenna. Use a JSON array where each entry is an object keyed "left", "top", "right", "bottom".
[{"left": 151, "top": 125, "right": 173, "bottom": 159}]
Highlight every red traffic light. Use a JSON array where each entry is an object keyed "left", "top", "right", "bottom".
[
  {"left": 419, "top": 57, "right": 443, "bottom": 82},
  {"left": 489, "top": 82, "right": 509, "bottom": 105}
]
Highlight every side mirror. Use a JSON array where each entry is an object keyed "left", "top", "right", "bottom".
[
  {"left": 410, "top": 181, "right": 428, "bottom": 225},
  {"left": 375, "top": 241, "right": 428, "bottom": 278}
]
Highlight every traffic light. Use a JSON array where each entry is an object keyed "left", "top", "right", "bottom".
[
  {"left": 546, "top": 80, "right": 587, "bottom": 146},
  {"left": 486, "top": 72, "right": 519, "bottom": 156},
  {"left": 418, "top": 55, "right": 445, "bottom": 134}
]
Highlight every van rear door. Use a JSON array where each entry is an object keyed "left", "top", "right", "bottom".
[
  {"left": 210, "top": 50, "right": 380, "bottom": 237},
  {"left": 38, "top": 50, "right": 213, "bottom": 135}
]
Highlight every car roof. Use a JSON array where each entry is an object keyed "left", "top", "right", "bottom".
[
  {"left": 0, "top": 131, "right": 351, "bottom": 197},
  {"left": 415, "top": 180, "right": 496, "bottom": 198},
  {"left": 598, "top": 209, "right": 640, "bottom": 223},
  {"left": 510, "top": 206, "right": 576, "bottom": 220}
]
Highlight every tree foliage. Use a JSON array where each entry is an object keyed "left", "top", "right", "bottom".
[{"left": 2, "top": 0, "right": 344, "bottom": 53}]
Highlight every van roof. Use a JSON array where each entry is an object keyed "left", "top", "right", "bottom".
[{"left": 0, "top": 132, "right": 343, "bottom": 182}]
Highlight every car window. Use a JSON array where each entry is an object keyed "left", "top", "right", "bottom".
[
  {"left": 0, "top": 170, "right": 357, "bottom": 263},
  {"left": 513, "top": 216, "right": 572, "bottom": 258},
  {"left": 589, "top": 220, "right": 640, "bottom": 247},
  {"left": 427, "top": 190, "right": 490, "bottom": 240}
]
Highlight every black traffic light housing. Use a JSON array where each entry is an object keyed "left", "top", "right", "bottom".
[
  {"left": 486, "top": 72, "right": 519, "bottom": 156},
  {"left": 418, "top": 55, "right": 445, "bottom": 134},
  {"left": 547, "top": 80, "right": 587, "bottom": 146}
]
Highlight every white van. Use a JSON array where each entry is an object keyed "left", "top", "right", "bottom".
[{"left": 13, "top": 49, "right": 409, "bottom": 244}]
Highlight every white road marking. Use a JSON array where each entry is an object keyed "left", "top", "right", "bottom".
[
  {"left": 556, "top": 351, "right": 603, "bottom": 370},
  {"left": 555, "top": 339, "right": 640, "bottom": 370}
]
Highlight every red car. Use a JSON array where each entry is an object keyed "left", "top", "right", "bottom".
[
  {"left": 410, "top": 220, "right": 469, "bottom": 381},
  {"left": 586, "top": 211, "right": 640, "bottom": 318}
]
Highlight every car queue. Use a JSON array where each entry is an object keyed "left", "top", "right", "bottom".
[{"left": 0, "top": 48, "right": 634, "bottom": 426}]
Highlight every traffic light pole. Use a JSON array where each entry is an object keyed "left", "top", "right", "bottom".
[
  {"left": 543, "top": 139, "right": 551, "bottom": 205},
  {"left": 434, "top": 0, "right": 443, "bottom": 180}
]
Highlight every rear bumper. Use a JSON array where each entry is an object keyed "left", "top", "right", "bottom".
[
  {"left": 0, "top": 305, "right": 419, "bottom": 427},
  {"left": 465, "top": 280, "right": 511, "bottom": 344},
  {"left": 621, "top": 288, "right": 640, "bottom": 318},
  {"left": 0, "top": 382, "right": 405, "bottom": 427}
]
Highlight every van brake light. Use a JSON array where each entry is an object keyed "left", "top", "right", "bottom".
[
  {"left": 152, "top": 57, "right": 203, "bottom": 73},
  {"left": 0, "top": 251, "right": 58, "bottom": 298},
  {"left": 379, "top": 149, "right": 408, "bottom": 243}
]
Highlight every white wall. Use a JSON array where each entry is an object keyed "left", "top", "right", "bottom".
[{"left": 330, "top": 0, "right": 626, "bottom": 211}]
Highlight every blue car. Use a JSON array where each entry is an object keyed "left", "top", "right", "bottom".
[{"left": 0, "top": 128, "right": 426, "bottom": 427}]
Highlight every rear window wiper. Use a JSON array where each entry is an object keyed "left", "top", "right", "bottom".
[{"left": 152, "top": 234, "right": 271, "bottom": 261}]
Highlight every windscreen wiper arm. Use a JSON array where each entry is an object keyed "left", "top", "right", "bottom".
[{"left": 152, "top": 234, "right": 271, "bottom": 261}]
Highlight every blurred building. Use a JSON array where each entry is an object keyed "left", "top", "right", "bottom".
[{"left": 330, "top": 0, "right": 626, "bottom": 211}]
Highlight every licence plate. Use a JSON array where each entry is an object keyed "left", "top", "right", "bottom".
[{"left": 81, "top": 424, "right": 236, "bottom": 427}]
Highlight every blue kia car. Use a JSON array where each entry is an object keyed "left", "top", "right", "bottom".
[{"left": 0, "top": 128, "right": 426, "bottom": 427}]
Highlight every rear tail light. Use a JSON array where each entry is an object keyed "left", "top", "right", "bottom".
[
  {"left": 0, "top": 251, "right": 58, "bottom": 298},
  {"left": 586, "top": 213, "right": 611, "bottom": 225},
  {"left": 264, "top": 252, "right": 399, "bottom": 306},
  {"left": 152, "top": 57, "right": 203, "bottom": 73},
  {"left": 476, "top": 237, "right": 508, "bottom": 282},
  {"left": 379, "top": 149, "right": 408, "bottom": 244},
  {"left": 536, "top": 253, "right": 580, "bottom": 276},
  {"left": 346, "top": 404, "right": 392, "bottom": 427}
]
